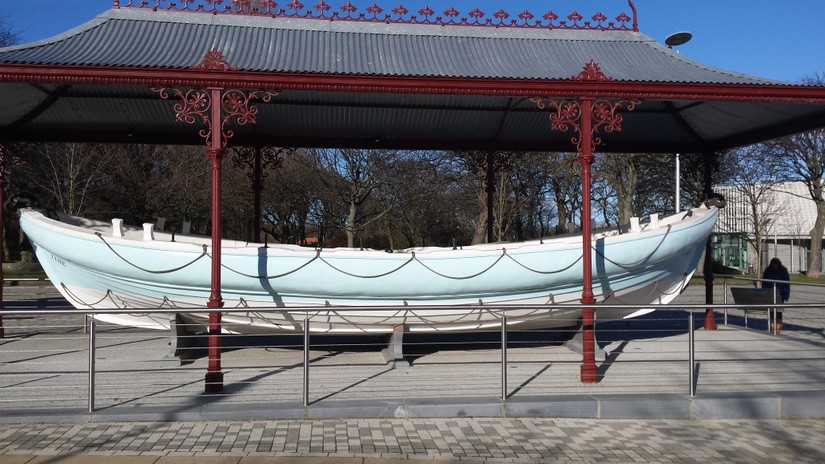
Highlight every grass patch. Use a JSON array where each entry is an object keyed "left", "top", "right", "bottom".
[{"left": 691, "top": 274, "right": 825, "bottom": 286}]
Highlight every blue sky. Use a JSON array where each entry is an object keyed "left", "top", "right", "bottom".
[{"left": 2, "top": 0, "right": 823, "bottom": 83}]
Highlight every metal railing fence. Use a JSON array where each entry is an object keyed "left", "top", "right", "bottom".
[
  {"left": 3, "top": 299, "right": 825, "bottom": 415},
  {"left": 716, "top": 274, "right": 824, "bottom": 330}
]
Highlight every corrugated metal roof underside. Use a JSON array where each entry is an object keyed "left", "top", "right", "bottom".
[
  {"left": 3, "top": 83, "right": 824, "bottom": 152},
  {"left": 0, "top": 9, "right": 783, "bottom": 85},
  {"left": 2, "top": 9, "right": 825, "bottom": 151}
]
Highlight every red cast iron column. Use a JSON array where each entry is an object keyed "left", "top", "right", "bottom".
[
  {"left": 532, "top": 60, "right": 639, "bottom": 384},
  {"left": 0, "top": 145, "right": 5, "bottom": 339},
  {"left": 486, "top": 151, "right": 495, "bottom": 243},
  {"left": 154, "top": 48, "right": 278, "bottom": 393},
  {"left": 702, "top": 152, "right": 718, "bottom": 330},
  {"left": 578, "top": 98, "right": 598, "bottom": 382},
  {"left": 205, "top": 88, "right": 225, "bottom": 393},
  {"left": 253, "top": 147, "right": 263, "bottom": 243}
]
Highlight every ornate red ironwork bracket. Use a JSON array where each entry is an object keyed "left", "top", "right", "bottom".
[
  {"left": 153, "top": 48, "right": 278, "bottom": 147},
  {"left": 152, "top": 48, "right": 279, "bottom": 393},
  {"left": 531, "top": 97, "right": 639, "bottom": 156},
  {"left": 153, "top": 86, "right": 278, "bottom": 149},
  {"left": 232, "top": 146, "right": 293, "bottom": 243},
  {"left": 531, "top": 60, "right": 640, "bottom": 155},
  {"left": 232, "top": 146, "right": 291, "bottom": 186},
  {"left": 531, "top": 60, "right": 640, "bottom": 384}
]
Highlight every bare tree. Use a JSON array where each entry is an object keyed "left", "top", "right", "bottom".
[
  {"left": 546, "top": 152, "right": 581, "bottom": 233},
  {"left": 767, "top": 74, "right": 825, "bottom": 276},
  {"left": 510, "top": 153, "right": 556, "bottom": 240},
  {"left": 306, "top": 148, "right": 394, "bottom": 248},
  {"left": 19, "top": 143, "right": 117, "bottom": 216},
  {"left": 261, "top": 149, "right": 320, "bottom": 245},
  {"left": 679, "top": 153, "right": 709, "bottom": 210},
  {"left": 0, "top": 13, "right": 20, "bottom": 47},
  {"left": 595, "top": 153, "right": 641, "bottom": 226},
  {"left": 381, "top": 152, "right": 471, "bottom": 248},
  {"left": 718, "top": 146, "right": 782, "bottom": 274}
]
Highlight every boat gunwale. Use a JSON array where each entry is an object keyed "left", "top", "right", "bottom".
[{"left": 20, "top": 207, "right": 717, "bottom": 261}]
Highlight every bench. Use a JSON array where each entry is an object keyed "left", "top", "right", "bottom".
[{"left": 729, "top": 287, "right": 778, "bottom": 331}]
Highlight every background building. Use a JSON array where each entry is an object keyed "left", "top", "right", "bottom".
[{"left": 713, "top": 182, "right": 818, "bottom": 274}]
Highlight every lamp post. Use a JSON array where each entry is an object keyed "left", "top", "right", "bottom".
[
  {"left": 675, "top": 153, "right": 680, "bottom": 212},
  {"left": 774, "top": 227, "right": 778, "bottom": 258},
  {"left": 665, "top": 33, "right": 691, "bottom": 214}
]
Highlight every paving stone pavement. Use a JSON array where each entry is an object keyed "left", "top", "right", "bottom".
[{"left": 2, "top": 417, "right": 825, "bottom": 463}]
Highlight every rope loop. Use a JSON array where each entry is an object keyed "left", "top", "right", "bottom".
[
  {"left": 411, "top": 248, "right": 507, "bottom": 280},
  {"left": 219, "top": 252, "right": 321, "bottom": 279},
  {"left": 594, "top": 225, "right": 672, "bottom": 269},
  {"left": 95, "top": 232, "right": 207, "bottom": 274}
]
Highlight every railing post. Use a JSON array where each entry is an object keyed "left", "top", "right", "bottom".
[
  {"left": 688, "top": 310, "right": 695, "bottom": 397},
  {"left": 771, "top": 286, "right": 778, "bottom": 335},
  {"left": 500, "top": 313, "right": 508, "bottom": 401},
  {"left": 723, "top": 279, "right": 728, "bottom": 326},
  {"left": 88, "top": 316, "right": 96, "bottom": 412},
  {"left": 303, "top": 313, "right": 310, "bottom": 407}
]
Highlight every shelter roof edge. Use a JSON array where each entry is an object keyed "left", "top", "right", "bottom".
[{"left": 114, "top": 0, "right": 639, "bottom": 32}]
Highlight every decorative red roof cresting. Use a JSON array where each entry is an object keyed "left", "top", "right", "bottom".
[
  {"left": 191, "top": 48, "right": 238, "bottom": 71},
  {"left": 114, "top": 0, "right": 639, "bottom": 31}
]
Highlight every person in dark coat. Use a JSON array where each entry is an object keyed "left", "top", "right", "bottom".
[{"left": 762, "top": 257, "right": 790, "bottom": 334}]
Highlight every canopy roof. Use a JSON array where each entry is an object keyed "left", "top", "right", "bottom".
[{"left": 1, "top": 1, "right": 825, "bottom": 153}]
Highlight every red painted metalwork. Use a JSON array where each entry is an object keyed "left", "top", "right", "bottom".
[
  {"left": 205, "top": 141, "right": 225, "bottom": 393},
  {"left": 574, "top": 60, "right": 615, "bottom": 82},
  {"left": 531, "top": 65, "right": 640, "bottom": 147},
  {"left": 579, "top": 99, "right": 597, "bottom": 383},
  {"left": 191, "top": 49, "right": 238, "bottom": 72},
  {"left": 10, "top": 63, "right": 825, "bottom": 105},
  {"left": 704, "top": 238, "right": 718, "bottom": 330},
  {"left": 153, "top": 88, "right": 278, "bottom": 148},
  {"left": 532, "top": 61, "right": 639, "bottom": 383},
  {"left": 118, "top": 0, "right": 639, "bottom": 31},
  {"left": 0, "top": 145, "right": 6, "bottom": 339},
  {"left": 702, "top": 153, "right": 719, "bottom": 330},
  {"left": 232, "top": 146, "right": 291, "bottom": 242},
  {"left": 152, "top": 49, "right": 278, "bottom": 392}
]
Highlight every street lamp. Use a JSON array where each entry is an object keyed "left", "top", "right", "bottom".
[
  {"left": 665, "top": 32, "right": 692, "bottom": 213},
  {"left": 665, "top": 31, "right": 693, "bottom": 49},
  {"left": 675, "top": 153, "right": 680, "bottom": 212}
]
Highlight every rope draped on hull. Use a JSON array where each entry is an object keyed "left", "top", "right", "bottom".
[{"left": 20, "top": 207, "right": 716, "bottom": 334}]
